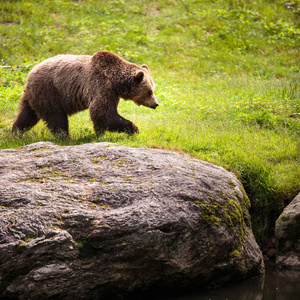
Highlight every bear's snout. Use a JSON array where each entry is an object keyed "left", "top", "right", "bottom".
[{"left": 150, "top": 103, "right": 159, "bottom": 109}]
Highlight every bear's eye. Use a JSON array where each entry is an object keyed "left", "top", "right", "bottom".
[{"left": 148, "top": 91, "right": 153, "bottom": 96}]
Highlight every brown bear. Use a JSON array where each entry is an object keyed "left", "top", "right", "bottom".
[{"left": 12, "top": 51, "right": 158, "bottom": 137}]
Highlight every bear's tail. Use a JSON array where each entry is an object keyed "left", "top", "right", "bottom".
[{"left": 12, "top": 93, "right": 40, "bottom": 134}]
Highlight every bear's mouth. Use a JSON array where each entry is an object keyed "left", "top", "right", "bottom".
[
  {"left": 135, "top": 101, "right": 159, "bottom": 109},
  {"left": 147, "top": 103, "right": 159, "bottom": 109},
  {"left": 150, "top": 103, "right": 159, "bottom": 109}
]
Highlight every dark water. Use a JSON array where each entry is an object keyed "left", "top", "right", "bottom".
[{"left": 141, "top": 267, "right": 300, "bottom": 300}]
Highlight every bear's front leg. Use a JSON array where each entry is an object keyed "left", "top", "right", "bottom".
[
  {"left": 93, "top": 114, "right": 139, "bottom": 135},
  {"left": 90, "top": 102, "right": 139, "bottom": 135},
  {"left": 108, "top": 114, "right": 139, "bottom": 134}
]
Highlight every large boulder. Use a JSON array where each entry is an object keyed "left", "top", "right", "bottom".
[
  {"left": 275, "top": 193, "right": 300, "bottom": 270},
  {"left": 0, "top": 142, "right": 264, "bottom": 299}
]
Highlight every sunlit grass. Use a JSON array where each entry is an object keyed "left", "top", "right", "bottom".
[{"left": 0, "top": 0, "right": 299, "bottom": 243}]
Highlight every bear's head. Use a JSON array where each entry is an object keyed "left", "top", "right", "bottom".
[
  {"left": 129, "top": 65, "right": 159, "bottom": 109},
  {"left": 91, "top": 51, "right": 159, "bottom": 109}
]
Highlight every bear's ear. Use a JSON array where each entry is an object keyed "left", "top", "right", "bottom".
[
  {"left": 134, "top": 70, "right": 144, "bottom": 84},
  {"left": 141, "top": 64, "right": 148, "bottom": 71}
]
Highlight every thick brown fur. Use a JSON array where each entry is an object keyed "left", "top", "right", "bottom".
[{"left": 12, "top": 51, "right": 158, "bottom": 137}]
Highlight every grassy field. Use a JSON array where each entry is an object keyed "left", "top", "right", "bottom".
[{"left": 1, "top": 0, "right": 299, "bottom": 244}]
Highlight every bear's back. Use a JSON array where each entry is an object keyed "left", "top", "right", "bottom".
[
  {"left": 26, "top": 55, "right": 93, "bottom": 114},
  {"left": 29, "top": 55, "right": 91, "bottom": 80}
]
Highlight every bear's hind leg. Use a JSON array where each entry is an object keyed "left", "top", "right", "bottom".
[
  {"left": 44, "top": 112, "right": 69, "bottom": 137},
  {"left": 12, "top": 97, "right": 40, "bottom": 134}
]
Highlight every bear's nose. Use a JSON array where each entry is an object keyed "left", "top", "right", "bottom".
[{"left": 152, "top": 103, "right": 159, "bottom": 109}]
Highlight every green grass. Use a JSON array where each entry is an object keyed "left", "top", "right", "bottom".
[{"left": 1, "top": 0, "right": 300, "bottom": 244}]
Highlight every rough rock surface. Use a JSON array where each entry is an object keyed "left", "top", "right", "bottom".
[
  {"left": 0, "top": 142, "right": 264, "bottom": 299},
  {"left": 276, "top": 193, "right": 300, "bottom": 270}
]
